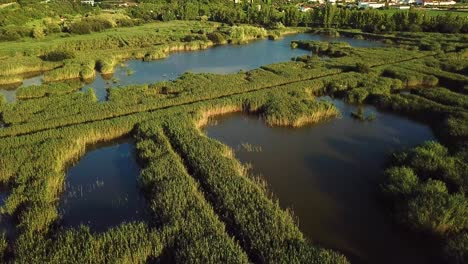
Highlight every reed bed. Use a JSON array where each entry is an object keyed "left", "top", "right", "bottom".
[
  {"left": 0, "top": 34, "right": 466, "bottom": 263},
  {"left": 260, "top": 91, "right": 340, "bottom": 127},
  {"left": 382, "top": 141, "right": 467, "bottom": 263},
  {"left": 135, "top": 121, "right": 249, "bottom": 262},
  {"left": 161, "top": 115, "right": 348, "bottom": 263}
]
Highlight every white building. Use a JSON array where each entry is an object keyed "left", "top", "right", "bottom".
[
  {"left": 81, "top": 0, "right": 95, "bottom": 6},
  {"left": 416, "top": 0, "right": 456, "bottom": 5},
  {"left": 358, "top": 1, "right": 386, "bottom": 8}
]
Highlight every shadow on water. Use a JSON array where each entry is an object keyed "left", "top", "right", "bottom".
[
  {"left": 0, "top": 191, "right": 17, "bottom": 243},
  {"left": 204, "top": 97, "right": 443, "bottom": 264},
  {"left": 58, "top": 138, "right": 149, "bottom": 232}
]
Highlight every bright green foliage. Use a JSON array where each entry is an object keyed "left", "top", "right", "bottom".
[
  {"left": 292, "top": 40, "right": 352, "bottom": 57},
  {"left": 207, "top": 31, "right": 227, "bottom": 45},
  {"left": 161, "top": 115, "right": 348, "bottom": 263},
  {"left": 16, "top": 81, "right": 83, "bottom": 99},
  {"left": 40, "top": 50, "right": 76, "bottom": 62},
  {"left": 0, "top": 93, "right": 5, "bottom": 106},
  {"left": 382, "top": 141, "right": 468, "bottom": 260},
  {"left": 135, "top": 121, "right": 250, "bottom": 263},
  {"left": 260, "top": 90, "right": 339, "bottom": 127},
  {"left": 383, "top": 167, "right": 419, "bottom": 198},
  {"left": 15, "top": 223, "right": 165, "bottom": 263},
  {"left": 414, "top": 88, "right": 468, "bottom": 110},
  {"left": 0, "top": 26, "right": 466, "bottom": 263},
  {"left": 382, "top": 68, "right": 439, "bottom": 87},
  {"left": 393, "top": 141, "right": 468, "bottom": 192},
  {"left": 406, "top": 179, "right": 467, "bottom": 234}
]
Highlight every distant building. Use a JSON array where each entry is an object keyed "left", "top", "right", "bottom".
[
  {"left": 416, "top": 0, "right": 456, "bottom": 5},
  {"left": 358, "top": 1, "right": 386, "bottom": 8},
  {"left": 81, "top": 0, "right": 95, "bottom": 6}
]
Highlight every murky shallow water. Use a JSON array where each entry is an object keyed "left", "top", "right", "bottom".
[
  {"left": 59, "top": 138, "right": 149, "bottom": 232},
  {"left": 204, "top": 97, "right": 440, "bottom": 264}
]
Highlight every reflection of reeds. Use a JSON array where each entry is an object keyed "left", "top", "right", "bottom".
[
  {"left": 64, "top": 179, "right": 105, "bottom": 200},
  {"left": 239, "top": 142, "right": 262, "bottom": 152}
]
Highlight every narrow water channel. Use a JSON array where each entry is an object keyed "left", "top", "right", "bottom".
[
  {"left": 0, "top": 33, "right": 382, "bottom": 102},
  {"left": 59, "top": 138, "right": 148, "bottom": 232},
  {"left": 204, "top": 97, "right": 439, "bottom": 264}
]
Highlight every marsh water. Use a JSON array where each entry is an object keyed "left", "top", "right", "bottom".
[
  {"left": 0, "top": 31, "right": 434, "bottom": 262},
  {"left": 205, "top": 97, "right": 438, "bottom": 264},
  {"left": 59, "top": 138, "right": 149, "bottom": 232},
  {"left": 0, "top": 33, "right": 382, "bottom": 102}
]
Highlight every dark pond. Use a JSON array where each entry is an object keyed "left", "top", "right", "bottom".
[
  {"left": 204, "top": 97, "right": 440, "bottom": 264},
  {"left": 59, "top": 138, "right": 149, "bottom": 232},
  {"left": 0, "top": 33, "right": 382, "bottom": 102}
]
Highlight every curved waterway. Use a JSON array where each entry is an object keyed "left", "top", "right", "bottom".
[
  {"left": 59, "top": 138, "right": 149, "bottom": 232},
  {"left": 0, "top": 33, "right": 382, "bottom": 102},
  {"left": 204, "top": 97, "right": 440, "bottom": 264}
]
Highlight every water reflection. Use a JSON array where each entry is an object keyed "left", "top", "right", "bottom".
[
  {"left": 205, "top": 97, "right": 439, "bottom": 264},
  {"left": 1, "top": 33, "right": 382, "bottom": 102},
  {"left": 59, "top": 138, "right": 149, "bottom": 232}
]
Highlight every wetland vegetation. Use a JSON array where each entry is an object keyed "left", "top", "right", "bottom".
[{"left": 0, "top": 0, "right": 466, "bottom": 263}]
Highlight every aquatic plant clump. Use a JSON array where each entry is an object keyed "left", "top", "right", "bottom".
[
  {"left": 382, "top": 141, "right": 468, "bottom": 263},
  {"left": 260, "top": 91, "right": 340, "bottom": 127}
]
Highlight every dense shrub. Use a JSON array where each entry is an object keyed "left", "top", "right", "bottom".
[
  {"left": 0, "top": 26, "right": 30, "bottom": 41},
  {"left": 206, "top": 32, "right": 227, "bottom": 45},
  {"left": 383, "top": 167, "right": 419, "bottom": 198},
  {"left": 291, "top": 40, "right": 352, "bottom": 57},
  {"left": 445, "top": 232, "right": 468, "bottom": 264},
  {"left": 355, "top": 62, "right": 371, "bottom": 73},
  {"left": 116, "top": 18, "right": 135, "bottom": 27},
  {"left": 68, "top": 18, "right": 113, "bottom": 35},
  {"left": 40, "top": 50, "right": 76, "bottom": 62},
  {"left": 181, "top": 34, "right": 207, "bottom": 42},
  {"left": 44, "top": 23, "right": 62, "bottom": 35},
  {"left": 382, "top": 141, "right": 468, "bottom": 260},
  {"left": 260, "top": 91, "right": 339, "bottom": 127}
]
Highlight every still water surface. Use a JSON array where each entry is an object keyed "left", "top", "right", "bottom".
[
  {"left": 205, "top": 97, "right": 439, "bottom": 264},
  {"left": 59, "top": 138, "right": 149, "bottom": 232},
  {"left": 1, "top": 33, "right": 382, "bottom": 102}
]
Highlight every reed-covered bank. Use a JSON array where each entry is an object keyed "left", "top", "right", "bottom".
[
  {"left": 0, "top": 21, "right": 305, "bottom": 86},
  {"left": 135, "top": 121, "right": 250, "bottom": 263},
  {"left": 161, "top": 115, "right": 348, "bottom": 263},
  {"left": 0, "top": 34, "right": 466, "bottom": 262}
]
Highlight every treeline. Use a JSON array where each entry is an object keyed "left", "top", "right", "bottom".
[
  {"left": 0, "top": 0, "right": 94, "bottom": 41},
  {"left": 1, "top": 0, "right": 467, "bottom": 42},
  {"left": 129, "top": 1, "right": 468, "bottom": 33},
  {"left": 307, "top": 5, "right": 468, "bottom": 33}
]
